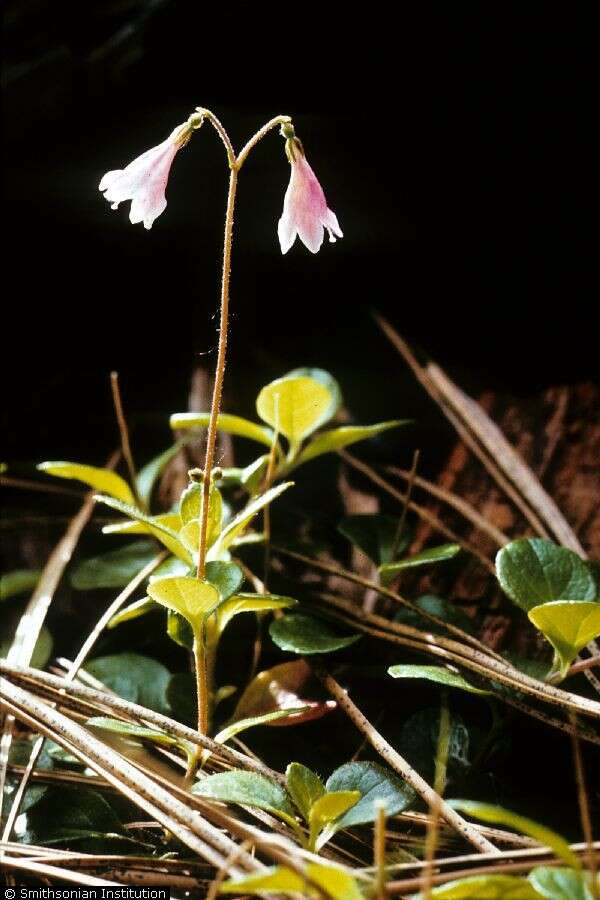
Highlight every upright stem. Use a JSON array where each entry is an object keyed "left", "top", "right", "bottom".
[
  {"left": 193, "top": 626, "right": 209, "bottom": 737},
  {"left": 197, "top": 165, "right": 238, "bottom": 579},
  {"left": 110, "top": 371, "right": 140, "bottom": 506}
]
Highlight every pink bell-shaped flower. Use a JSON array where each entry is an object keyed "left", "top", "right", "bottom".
[
  {"left": 278, "top": 139, "right": 343, "bottom": 254},
  {"left": 99, "top": 124, "right": 190, "bottom": 229}
]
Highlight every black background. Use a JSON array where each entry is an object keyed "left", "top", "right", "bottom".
[{"left": 3, "top": 2, "right": 597, "bottom": 465}]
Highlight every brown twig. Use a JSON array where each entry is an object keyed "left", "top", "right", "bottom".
[
  {"left": 314, "top": 666, "right": 498, "bottom": 854},
  {"left": 110, "top": 372, "right": 140, "bottom": 506}
]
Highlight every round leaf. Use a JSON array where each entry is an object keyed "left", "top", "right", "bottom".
[
  {"left": 70, "top": 540, "right": 157, "bottom": 590},
  {"left": 286, "top": 762, "right": 325, "bottom": 821},
  {"left": 269, "top": 613, "right": 360, "bottom": 655},
  {"left": 496, "top": 538, "right": 597, "bottom": 612},
  {"left": 326, "top": 761, "right": 415, "bottom": 829},
  {"left": 192, "top": 770, "right": 294, "bottom": 819},
  {"left": 85, "top": 653, "right": 171, "bottom": 714},
  {"left": 528, "top": 601, "right": 600, "bottom": 680},
  {"left": 256, "top": 375, "right": 333, "bottom": 446},
  {"left": 147, "top": 576, "right": 219, "bottom": 629}
]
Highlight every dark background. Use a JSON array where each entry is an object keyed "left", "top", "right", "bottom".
[
  {"left": 2, "top": 3, "right": 599, "bottom": 836},
  {"left": 3, "top": 1, "right": 597, "bottom": 465}
]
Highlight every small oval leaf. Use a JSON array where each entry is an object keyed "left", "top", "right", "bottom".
[{"left": 269, "top": 613, "right": 360, "bottom": 655}]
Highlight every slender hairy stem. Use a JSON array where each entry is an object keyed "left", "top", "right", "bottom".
[
  {"left": 110, "top": 373, "right": 140, "bottom": 506},
  {"left": 193, "top": 626, "right": 209, "bottom": 737},
  {"left": 237, "top": 115, "right": 292, "bottom": 169},
  {"left": 197, "top": 165, "right": 238, "bottom": 579}
]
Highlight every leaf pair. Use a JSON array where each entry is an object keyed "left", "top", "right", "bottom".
[
  {"left": 171, "top": 367, "right": 406, "bottom": 476},
  {"left": 496, "top": 539, "right": 600, "bottom": 681},
  {"left": 192, "top": 761, "right": 415, "bottom": 853}
]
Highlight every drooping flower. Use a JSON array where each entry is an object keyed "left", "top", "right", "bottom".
[
  {"left": 278, "top": 138, "right": 343, "bottom": 254},
  {"left": 99, "top": 123, "right": 192, "bottom": 229}
]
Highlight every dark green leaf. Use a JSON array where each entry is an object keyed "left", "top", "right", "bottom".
[
  {"left": 388, "top": 665, "right": 491, "bottom": 696},
  {"left": 495, "top": 538, "right": 597, "bottom": 612},
  {"left": 136, "top": 444, "right": 183, "bottom": 507},
  {"left": 85, "top": 653, "right": 171, "bottom": 714},
  {"left": 380, "top": 543, "right": 461, "bottom": 577},
  {"left": 529, "top": 867, "right": 595, "bottom": 900},
  {"left": 270, "top": 613, "right": 360, "bottom": 655},
  {"left": 70, "top": 540, "right": 157, "bottom": 590},
  {"left": 326, "top": 761, "right": 415, "bottom": 829},
  {"left": 286, "top": 762, "right": 325, "bottom": 821},
  {"left": 1, "top": 569, "right": 41, "bottom": 602},
  {"left": 338, "top": 514, "right": 409, "bottom": 566},
  {"left": 394, "top": 595, "right": 475, "bottom": 635},
  {"left": 192, "top": 770, "right": 295, "bottom": 820}
]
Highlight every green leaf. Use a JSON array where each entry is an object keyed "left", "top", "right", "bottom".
[
  {"left": 388, "top": 665, "right": 491, "bottom": 696},
  {"left": 412, "top": 875, "right": 540, "bottom": 898},
  {"left": 309, "top": 791, "right": 360, "bottom": 849},
  {"left": 21, "top": 785, "right": 131, "bottom": 852},
  {"left": 256, "top": 375, "right": 334, "bottom": 447},
  {"left": 205, "top": 561, "right": 244, "bottom": 601},
  {"left": 528, "top": 601, "right": 600, "bottom": 680},
  {"left": 86, "top": 717, "right": 185, "bottom": 750},
  {"left": 286, "top": 762, "right": 325, "bottom": 821},
  {"left": 136, "top": 443, "right": 183, "bottom": 507},
  {"left": 295, "top": 420, "right": 408, "bottom": 466},
  {"left": 102, "top": 512, "right": 182, "bottom": 536},
  {"left": 216, "top": 592, "right": 296, "bottom": 635},
  {"left": 38, "top": 461, "right": 135, "bottom": 505},
  {"left": 166, "top": 673, "right": 197, "bottom": 727},
  {"left": 286, "top": 367, "right": 342, "bottom": 423},
  {"left": 220, "top": 863, "right": 364, "bottom": 899},
  {"left": 394, "top": 594, "right": 475, "bottom": 635},
  {"left": 1, "top": 626, "right": 53, "bottom": 668},
  {"left": 495, "top": 538, "right": 597, "bottom": 612},
  {"left": 326, "top": 761, "right": 416, "bottom": 829},
  {"left": 269, "top": 613, "right": 360, "bottom": 655},
  {"left": 192, "top": 770, "right": 295, "bottom": 821},
  {"left": 338, "top": 514, "right": 409, "bottom": 566},
  {"left": 213, "top": 709, "right": 307, "bottom": 745},
  {"left": 95, "top": 495, "right": 191, "bottom": 564},
  {"left": 167, "top": 610, "right": 194, "bottom": 650},
  {"left": 147, "top": 576, "right": 219, "bottom": 630},
  {"left": 149, "top": 555, "right": 191, "bottom": 582},
  {"left": 448, "top": 800, "right": 578, "bottom": 868},
  {"left": 179, "top": 480, "right": 223, "bottom": 551},
  {"left": 1, "top": 569, "right": 41, "bottom": 602},
  {"left": 210, "top": 481, "right": 293, "bottom": 557},
  {"left": 529, "top": 867, "right": 596, "bottom": 900},
  {"left": 170, "top": 412, "right": 274, "bottom": 447},
  {"left": 232, "top": 659, "right": 335, "bottom": 727},
  {"left": 380, "top": 543, "right": 461, "bottom": 577},
  {"left": 85, "top": 653, "right": 171, "bottom": 714},
  {"left": 69, "top": 540, "right": 157, "bottom": 590}
]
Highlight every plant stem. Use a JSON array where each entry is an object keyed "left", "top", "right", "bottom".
[
  {"left": 110, "top": 372, "right": 141, "bottom": 506},
  {"left": 374, "top": 802, "right": 387, "bottom": 900},
  {"left": 193, "top": 627, "right": 209, "bottom": 737},
  {"left": 236, "top": 115, "right": 292, "bottom": 169},
  {"left": 197, "top": 164, "right": 238, "bottom": 580}
]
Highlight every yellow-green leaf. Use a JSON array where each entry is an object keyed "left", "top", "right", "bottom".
[
  {"left": 220, "top": 863, "right": 363, "bottom": 899},
  {"left": 256, "top": 375, "right": 333, "bottom": 447},
  {"left": 286, "top": 762, "right": 325, "bottom": 821},
  {"left": 295, "top": 420, "right": 408, "bottom": 466},
  {"left": 209, "top": 482, "right": 293, "bottom": 558},
  {"left": 213, "top": 708, "right": 307, "bottom": 745},
  {"left": 411, "top": 874, "right": 540, "bottom": 898},
  {"left": 528, "top": 601, "right": 600, "bottom": 680},
  {"left": 170, "top": 412, "right": 274, "bottom": 447},
  {"left": 147, "top": 576, "right": 219, "bottom": 630},
  {"left": 95, "top": 496, "right": 191, "bottom": 564},
  {"left": 448, "top": 800, "right": 578, "bottom": 868},
  {"left": 38, "top": 461, "right": 135, "bottom": 504},
  {"left": 102, "top": 513, "right": 182, "bottom": 536},
  {"left": 215, "top": 592, "right": 297, "bottom": 634},
  {"left": 388, "top": 665, "right": 490, "bottom": 696},
  {"left": 309, "top": 791, "right": 360, "bottom": 850}
]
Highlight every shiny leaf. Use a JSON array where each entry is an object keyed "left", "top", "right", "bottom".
[
  {"left": 209, "top": 481, "right": 293, "bottom": 557},
  {"left": 38, "top": 461, "right": 135, "bottom": 504},
  {"left": 380, "top": 543, "right": 461, "bottom": 577},
  {"left": 256, "top": 375, "right": 333, "bottom": 446},
  {"left": 413, "top": 875, "right": 540, "bottom": 898},
  {"left": 216, "top": 592, "right": 296, "bottom": 634},
  {"left": 220, "top": 863, "right": 363, "bottom": 899},
  {"left": 528, "top": 601, "right": 600, "bottom": 680},
  {"left": 95, "top": 496, "right": 191, "bottom": 563},
  {"left": 170, "top": 411, "right": 274, "bottom": 447},
  {"left": 326, "top": 761, "right": 416, "bottom": 829},
  {"left": 496, "top": 538, "right": 597, "bottom": 612},
  {"left": 85, "top": 653, "right": 171, "bottom": 714},
  {"left": 388, "top": 665, "right": 490, "bottom": 695},
  {"left": 232, "top": 659, "right": 336, "bottom": 727},
  {"left": 269, "top": 613, "right": 360, "bottom": 654},
  {"left": 286, "top": 762, "right": 325, "bottom": 821},
  {"left": 69, "top": 540, "right": 157, "bottom": 590},
  {"left": 529, "top": 867, "right": 596, "bottom": 900},
  {"left": 309, "top": 791, "right": 360, "bottom": 849},
  {"left": 295, "top": 420, "right": 407, "bottom": 466},
  {"left": 147, "top": 576, "right": 219, "bottom": 630}
]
